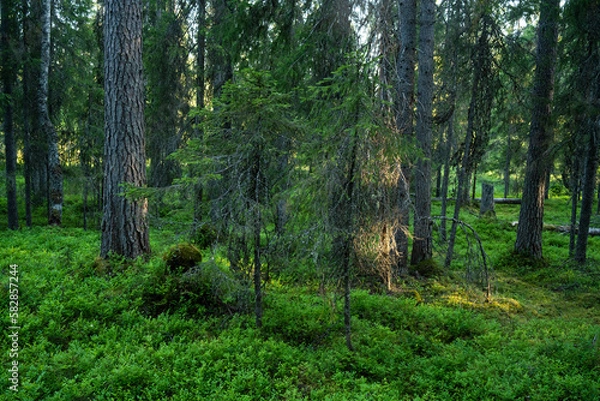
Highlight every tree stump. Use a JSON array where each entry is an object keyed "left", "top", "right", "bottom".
[{"left": 480, "top": 182, "right": 495, "bottom": 216}]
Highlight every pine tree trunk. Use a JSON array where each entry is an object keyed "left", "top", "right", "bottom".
[
  {"left": 1, "top": 0, "right": 19, "bottom": 229},
  {"left": 101, "top": 0, "right": 150, "bottom": 259},
  {"left": 39, "top": 0, "right": 63, "bottom": 226},
  {"left": 394, "top": 0, "right": 417, "bottom": 272},
  {"left": 411, "top": 0, "right": 435, "bottom": 266},
  {"left": 515, "top": 0, "right": 560, "bottom": 258}
]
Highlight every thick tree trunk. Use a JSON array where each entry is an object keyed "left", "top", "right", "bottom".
[
  {"left": 394, "top": 0, "right": 417, "bottom": 272},
  {"left": 515, "top": 0, "right": 560, "bottom": 258},
  {"left": 101, "top": 0, "right": 150, "bottom": 259},
  {"left": 411, "top": 0, "right": 435, "bottom": 266},
  {"left": 1, "top": 0, "right": 19, "bottom": 229},
  {"left": 39, "top": 0, "right": 63, "bottom": 226}
]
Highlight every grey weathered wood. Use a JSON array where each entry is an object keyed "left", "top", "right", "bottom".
[
  {"left": 510, "top": 221, "right": 600, "bottom": 237},
  {"left": 480, "top": 182, "right": 495, "bottom": 216}
]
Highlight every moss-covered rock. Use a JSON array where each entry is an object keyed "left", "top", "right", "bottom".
[{"left": 163, "top": 243, "right": 203, "bottom": 273}]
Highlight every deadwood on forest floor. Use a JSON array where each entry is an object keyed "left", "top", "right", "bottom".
[
  {"left": 433, "top": 197, "right": 522, "bottom": 204},
  {"left": 510, "top": 221, "right": 600, "bottom": 236}
]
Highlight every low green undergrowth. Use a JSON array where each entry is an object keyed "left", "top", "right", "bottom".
[{"left": 1, "top": 199, "right": 600, "bottom": 400}]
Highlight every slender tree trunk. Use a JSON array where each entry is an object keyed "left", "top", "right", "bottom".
[
  {"left": 440, "top": 116, "right": 454, "bottom": 241},
  {"left": 438, "top": 0, "right": 459, "bottom": 243},
  {"left": 503, "top": 127, "right": 513, "bottom": 198},
  {"left": 445, "top": 35, "right": 485, "bottom": 267},
  {"left": 411, "top": 0, "right": 435, "bottom": 266},
  {"left": 39, "top": 0, "right": 63, "bottom": 226},
  {"left": 147, "top": 5, "right": 184, "bottom": 189},
  {"left": 23, "top": 0, "right": 47, "bottom": 209},
  {"left": 515, "top": 0, "right": 560, "bottom": 258},
  {"left": 208, "top": 0, "right": 233, "bottom": 98},
  {"left": 207, "top": 0, "right": 233, "bottom": 227},
  {"left": 471, "top": 169, "right": 477, "bottom": 200},
  {"left": 21, "top": 0, "right": 33, "bottom": 226},
  {"left": 1, "top": 0, "right": 19, "bottom": 229},
  {"left": 445, "top": 13, "right": 497, "bottom": 264},
  {"left": 445, "top": 109, "right": 473, "bottom": 267},
  {"left": 332, "top": 133, "right": 359, "bottom": 352},
  {"left": 101, "top": 0, "right": 150, "bottom": 259},
  {"left": 568, "top": 161, "right": 580, "bottom": 258},
  {"left": 193, "top": 0, "right": 206, "bottom": 223},
  {"left": 435, "top": 165, "right": 442, "bottom": 198},
  {"left": 394, "top": 0, "right": 417, "bottom": 272},
  {"left": 251, "top": 149, "right": 263, "bottom": 328},
  {"left": 597, "top": 180, "right": 600, "bottom": 215},
  {"left": 574, "top": 126, "right": 599, "bottom": 263}
]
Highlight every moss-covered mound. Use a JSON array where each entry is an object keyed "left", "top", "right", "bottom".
[{"left": 163, "top": 243, "right": 203, "bottom": 273}]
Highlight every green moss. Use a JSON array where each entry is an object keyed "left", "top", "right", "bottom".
[{"left": 163, "top": 243, "right": 202, "bottom": 273}]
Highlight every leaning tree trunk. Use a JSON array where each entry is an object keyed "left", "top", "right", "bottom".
[
  {"left": 411, "top": 0, "right": 435, "bottom": 266},
  {"left": 515, "top": 0, "right": 560, "bottom": 259},
  {"left": 445, "top": 15, "right": 495, "bottom": 268},
  {"left": 101, "top": 0, "right": 151, "bottom": 259},
  {"left": 1, "top": 0, "right": 19, "bottom": 230},
  {"left": 39, "top": 0, "right": 63, "bottom": 226}
]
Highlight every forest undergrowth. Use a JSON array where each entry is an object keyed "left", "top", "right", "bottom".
[{"left": 1, "top": 197, "right": 599, "bottom": 400}]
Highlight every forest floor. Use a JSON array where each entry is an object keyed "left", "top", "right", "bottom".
[{"left": 1, "top": 197, "right": 599, "bottom": 400}]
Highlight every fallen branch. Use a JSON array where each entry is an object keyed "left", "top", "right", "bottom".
[
  {"left": 487, "top": 198, "right": 521, "bottom": 204},
  {"left": 433, "top": 197, "right": 521, "bottom": 204},
  {"left": 510, "top": 221, "right": 600, "bottom": 236}
]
